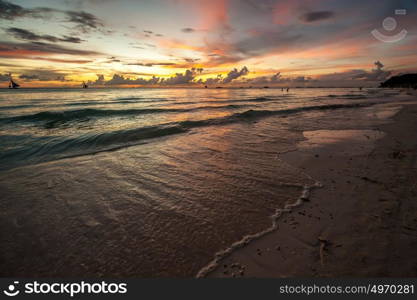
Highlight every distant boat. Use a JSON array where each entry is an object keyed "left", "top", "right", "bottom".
[
  {"left": 8, "top": 75, "right": 20, "bottom": 89},
  {"left": 82, "top": 81, "right": 88, "bottom": 88}
]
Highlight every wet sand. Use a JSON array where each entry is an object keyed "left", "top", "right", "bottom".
[
  {"left": 1, "top": 92, "right": 416, "bottom": 278},
  {"left": 208, "top": 101, "right": 417, "bottom": 278}
]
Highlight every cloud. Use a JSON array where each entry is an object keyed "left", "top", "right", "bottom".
[
  {"left": 126, "top": 62, "right": 177, "bottom": 67},
  {"left": 181, "top": 28, "right": 195, "bottom": 33},
  {"left": 352, "top": 61, "right": 391, "bottom": 81},
  {"left": 104, "top": 56, "right": 121, "bottom": 63},
  {"left": 241, "top": 62, "right": 390, "bottom": 88},
  {"left": 200, "top": 67, "right": 249, "bottom": 85},
  {"left": 317, "top": 61, "right": 390, "bottom": 83},
  {"left": 141, "top": 30, "right": 164, "bottom": 38},
  {"left": 374, "top": 61, "right": 384, "bottom": 70},
  {"left": 129, "top": 42, "right": 157, "bottom": 50},
  {"left": 201, "top": 74, "right": 223, "bottom": 85},
  {"left": 162, "top": 70, "right": 194, "bottom": 85},
  {"left": 0, "top": 41, "right": 101, "bottom": 58},
  {"left": 100, "top": 66, "right": 250, "bottom": 86},
  {"left": 292, "top": 76, "right": 310, "bottom": 83},
  {"left": 59, "top": 36, "right": 84, "bottom": 43},
  {"left": 161, "top": 68, "right": 203, "bottom": 85},
  {"left": 299, "top": 11, "right": 335, "bottom": 23},
  {"left": 18, "top": 74, "right": 39, "bottom": 80},
  {"left": 93, "top": 74, "right": 105, "bottom": 85},
  {"left": 183, "top": 58, "right": 200, "bottom": 63},
  {"left": 65, "top": 11, "right": 104, "bottom": 33},
  {"left": 101, "top": 74, "right": 127, "bottom": 85},
  {"left": 0, "top": 0, "right": 25, "bottom": 19},
  {"left": 0, "top": 0, "right": 53, "bottom": 20},
  {"left": 87, "top": 73, "right": 163, "bottom": 86},
  {"left": 245, "top": 72, "right": 282, "bottom": 85},
  {"left": 33, "top": 57, "right": 93, "bottom": 64},
  {"left": 90, "top": 68, "right": 206, "bottom": 86},
  {"left": 200, "top": 30, "right": 303, "bottom": 67},
  {"left": 194, "top": 0, "right": 229, "bottom": 31},
  {"left": 236, "top": 30, "right": 302, "bottom": 55},
  {"left": 6, "top": 27, "right": 84, "bottom": 43},
  {"left": 243, "top": 72, "right": 315, "bottom": 86},
  {"left": 238, "top": 63, "right": 390, "bottom": 88},
  {"left": 0, "top": 1, "right": 104, "bottom": 33},
  {"left": 18, "top": 70, "right": 68, "bottom": 81},
  {"left": 0, "top": 73, "right": 10, "bottom": 81},
  {"left": 270, "top": 72, "right": 281, "bottom": 82},
  {"left": 301, "top": 61, "right": 391, "bottom": 87},
  {"left": 102, "top": 74, "right": 160, "bottom": 86},
  {"left": 222, "top": 66, "right": 249, "bottom": 83}
]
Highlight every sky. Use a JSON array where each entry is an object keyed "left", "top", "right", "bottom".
[{"left": 0, "top": 0, "right": 416, "bottom": 87}]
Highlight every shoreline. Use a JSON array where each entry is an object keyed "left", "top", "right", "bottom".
[
  {"left": 207, "top": 101, "right": 417, "bottom": 278},
  {"left": 196, "top": 181, "right": 323, "bottom": 278},
  {"left": 1, "top": 92, "right": 416, "bottom": 278}
]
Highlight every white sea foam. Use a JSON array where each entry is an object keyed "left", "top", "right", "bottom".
[{"left": 196, "top": 180, "right": 322, "bottom": 278}]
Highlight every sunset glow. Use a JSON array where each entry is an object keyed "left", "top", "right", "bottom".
[{"left": 1, "top": 0, "right": 416, "bottom": 87}]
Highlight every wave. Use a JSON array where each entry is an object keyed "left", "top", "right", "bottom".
[
  {"left": 75, "top": 102, "right": 376, "bottom": 147},
  {"left": 2, "top": 108, "right": 179, "bottom": 122},
  {"left": 232, "top": 102, "right": 372, "bottom": 120},
  {"left": 172, "top": 96, "right": 290, "bottom": 106},
  {"left": 0, "top": 101, "right": 376, "bottom": 171},
  {"left": 0, "top": 97, "right": 286, "bottom": 118},
  {"left": 0, "top": 104, "right": 36, "bottom": 110},
  {"left": 115, "top": 96, "right": 171, "bottom": 102},
  {"left": 327, "top": 93, "right": 367, "bottom": 99},
  {"left": 45, "top": 96, "right": 263, "bottom": 108},
  {"left": 62, "top": 99, "right": 170, "bottom": 107},
  {"left": 0, "top": 104, "right": 253, "bottom": 127}
]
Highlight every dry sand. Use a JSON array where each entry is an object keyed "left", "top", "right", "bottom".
[{"left": 208, "top": 101, "right": 417, "bottom": 278}]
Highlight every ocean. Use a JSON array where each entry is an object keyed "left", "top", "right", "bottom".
[{"left": 0, "top": 87, "right": 406, "bottom": 277}]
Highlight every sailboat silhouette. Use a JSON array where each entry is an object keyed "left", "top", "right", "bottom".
[
  {"left": 8, "top": 74, "right": 20, "bottom": 89},
  {"left": 82, "top": 81, "right": 88, "bottom": 88}
]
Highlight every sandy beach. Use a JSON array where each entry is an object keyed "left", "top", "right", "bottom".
[
  {"left": 208, "top": 98, "right": 417, "bottom": 278},
  {"left": 1, "top": 89, "right": 416, "bottom": 278}
]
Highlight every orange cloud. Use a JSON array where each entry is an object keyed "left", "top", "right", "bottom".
[
  {"left": 158, "top": 39, "right": 203, "bottom": 52},
  {"left": 0, "top": 49, "right": 46, "bottom": 57},
  {"left": 273, "top": 1, "right": 296, "bottom": 25},
  {"left": 286, "top": 43, "right": 362, "bottom": 60},
  {"left": 187, "top": 0, "right": 229, "bottom": 30}
]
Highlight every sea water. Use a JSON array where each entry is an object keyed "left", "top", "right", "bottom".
[{"left": 0, "top": 87, "right": 405, "bottom": 277}]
